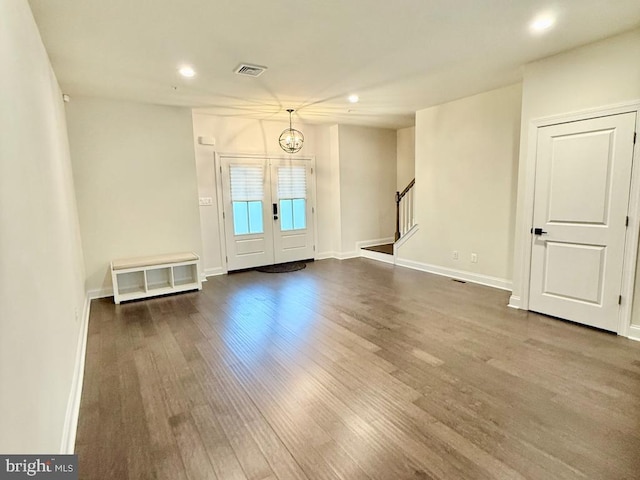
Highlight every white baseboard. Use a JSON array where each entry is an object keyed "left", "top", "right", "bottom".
[
  {"left": 335, "top": 250, "right": 360, "bottom": 260},
  {"left": 318, "top": 250, "right": 378, "bottom": 261},
  {"left": 508, "top": 295, "right": 522, "bottom": 309},
  {"left": 355, "top": 237, "right": 395, "bottom": 249},
  {"left": 628, "top": 324, "right": 640, "bottom": 342},
  {"left": 204, "top": 267, "right": 225, "bottom": 277},
  {"left": 318, "top": 240, "right": 394, "bottom": 262},
  {"left": 394, "top": 224, "right": 419, "bottom": 250},
  {"left": 395, "top": 257, "right": 513, "bottom": 291},
  {"left": 88, "top": 288, "right": 112, "bottom": 300},
  {"left": 60, "top": 294, "right": 91, "bottom": 454},
  {"left": 360, "top": 248, "right": 395, "bottom": 265}
]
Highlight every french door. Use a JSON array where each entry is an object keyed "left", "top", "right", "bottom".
[
  {"left": 220, "top": 156, "right": 315, "bottom": 271},
  {"left": 528, "top": 112, "right": 636, "bottom": 331}
]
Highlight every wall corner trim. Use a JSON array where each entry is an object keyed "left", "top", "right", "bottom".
[
  {"left": 508, "top": 295, "right": 522, "bottom": 309},
  {"left": 59, "top": 294, "right": 91, "bottom": 454},
  {"left": 204, "top": 267, "right": 226, "bottom": 278},
  {"left": 88, "top": 288, "right": 113, "bottom": 300},
  {"left": 628, "top": 325, "right": 640, "bottom": 342}
]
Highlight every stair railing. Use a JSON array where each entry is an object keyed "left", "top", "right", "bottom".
[{"left": 395, "top": 178, "right": 416, "bottom": 241}]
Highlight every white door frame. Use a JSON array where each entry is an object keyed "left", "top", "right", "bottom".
[
  {"left": 513, "top": 100, "right": 640, "bottom": 337},
  {"left": 214, "top": 152, "right": 318, "bottom": 273}
]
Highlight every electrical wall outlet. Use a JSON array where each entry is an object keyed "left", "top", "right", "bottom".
[
  {"left": 452, "top": 250, "right": 459, "bottom": 260},
  {"left": 199, "top": 197, "right": 214, "bottom": 206},
  {"left": 471, "top": 253, "right": 478, "bottom": 263}
]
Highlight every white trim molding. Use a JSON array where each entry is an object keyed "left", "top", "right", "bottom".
[
  {"left": 396, "top": 257, "right": 513, "bottom": 292},
  {"left": 87, "top": 288, "right": 113, "bottom": 300},
  {"left": 628, "top": 324, "right": 640, "bottom": 342},
  {"left": 508, "top": 295, "right": 522, "bottom": 309},
  {"left": 356, "top": 237, "right": 396, "bottom": 263},
  {"left": 204, "top": 267, "right": 225, "bottom": 278},
  {"left": 316, "top": 238, "right": 396, "bottom": 262},
  {"left": 316, "top": 251, "right": 337, "bottom": 260},
  {"left": 355, "top": 237, "right": 395, "bottom": 250},
  {"left": 60, "top": 294, "right": 92, "bottom": 454},
  {"left": 393, "top": 224, "right": 419, "bottom": 251},
  {"left": 334, "top": 250, "right": 360, "bottom": 260},
  {"left": 360, "top": 249, "right": 395, "bottom": 265}
]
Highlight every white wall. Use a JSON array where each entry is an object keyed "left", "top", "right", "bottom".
[
  {"left": 338, "top": 125, "right": 397, "bottom": 254},
  {"left": 397, "top": 84, "right": 522, "bottom": 285},
  {"left": 0, "top": 0, "right": 86, "bottom": 453},
  {"left": 397, "top": 126, "right": 415, "bottom": 191},
  {"left": 510, "top": 29, "right": 640, "bottom": 313},
  {"left": 66, "top": 97, "right": 202, "bottom": 294},
  {"left": 320, "top": 125, "right": 342, "bottom": 257},
  {"left": 191, "top": 114, "right": 335, "bottom": 273}
]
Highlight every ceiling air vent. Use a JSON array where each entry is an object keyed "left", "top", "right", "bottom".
[{"left": 234, "top": 63, "right": 267, "bottom": 77}]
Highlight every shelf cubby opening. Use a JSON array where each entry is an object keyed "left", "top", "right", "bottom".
[
  {"left": 173, "top": 264, "right": 197, "bottom": 286},
  {"left": 146, "top": 267, "right": 173, "bottom": 290},
  {"left": 116, "top": 271, "right": 145, "bottom": 296}
]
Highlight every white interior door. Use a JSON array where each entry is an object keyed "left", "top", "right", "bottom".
[
  {"left": 221, "top": 158, "right": 274, "bottom": 270},
  {"left": 529, "top": 112, "right": 637, "bottom": 331},
  {"left": 271, "top": 159, "right": 315, "bottom": 264},
  {"left": 221, "top": 156, "right": 315, "bottom": 271}
]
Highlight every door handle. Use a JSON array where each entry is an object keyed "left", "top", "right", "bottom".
[
  {"left": 532, "top": 228, "right": 548, "bottom": 235},
  {"left": 273, "top": 203, "right": 278, "bottom": 220}
]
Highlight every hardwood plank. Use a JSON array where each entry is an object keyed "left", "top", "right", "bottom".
[
  {"left": 187, "top": 351, "right": 277, "bottom": 480},
  {"left": 119, "top": 356, "right": 155, "bottom": 480},
  {"left": 190, "top": 403, "right": 248, "bottom": 480},
  {"left": 77, "top": 259, "right": 640, "bottom": 480},
  {"left": 169, "top": 412, "right": 218, "bottom": 480}
]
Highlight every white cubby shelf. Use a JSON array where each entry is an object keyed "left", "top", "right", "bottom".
[{"left": 110, "top": 252, "right": 202, "bottom": 304}]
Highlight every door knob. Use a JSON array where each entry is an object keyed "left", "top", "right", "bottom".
[{"left": 533, "top": 228, "right": 548, "bottom": 235}]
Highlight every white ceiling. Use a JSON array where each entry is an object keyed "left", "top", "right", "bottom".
[{"left": 28, "top": 0, "right": 640, "bottom": 129}]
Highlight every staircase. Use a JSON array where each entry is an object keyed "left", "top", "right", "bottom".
[
  {"left": 395, "top": 178, "right": 416, "bottom": 241},
  {"left": 361, "top": 178, "right": 416, "bottom": 261}
]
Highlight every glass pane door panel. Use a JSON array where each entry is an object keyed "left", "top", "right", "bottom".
[
  {"left": 279, "top": 199, "right": 306, "bottom": 231},
  {"left": 233, "top": 200, "right": 264, "bottom": 235},
  {"left": 293, "top": 198, "right": 306, "bottom": 229}
]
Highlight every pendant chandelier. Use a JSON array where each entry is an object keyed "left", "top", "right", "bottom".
[{"left": 279, "top": 109, "right": 304, "bottom": 154}]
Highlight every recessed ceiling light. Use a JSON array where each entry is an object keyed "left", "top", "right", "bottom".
[
  {"left": 530, "top": 15, "right": 555, "bottom": 33},
  {"left": 179, "top": 66, "right": 196, "bottom": 78},
  {"left": 348, "top": 94, "right": 359, "bottom": 103}
]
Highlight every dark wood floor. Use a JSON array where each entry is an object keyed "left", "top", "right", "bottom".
[
  {"left": 361, "top": 243, "right": 394, "bottom": 255},
  {"left": 75, "top": 258, "right": 640, "bottom": 480}
]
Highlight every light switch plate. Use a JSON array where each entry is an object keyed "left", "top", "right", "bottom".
[{"left": 199, "top": 197, "right": 213, "bottom": 206}]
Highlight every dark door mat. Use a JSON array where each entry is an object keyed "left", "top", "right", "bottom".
[{"left": 255, "top": 261, "right": 307, "bottom": 273}]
